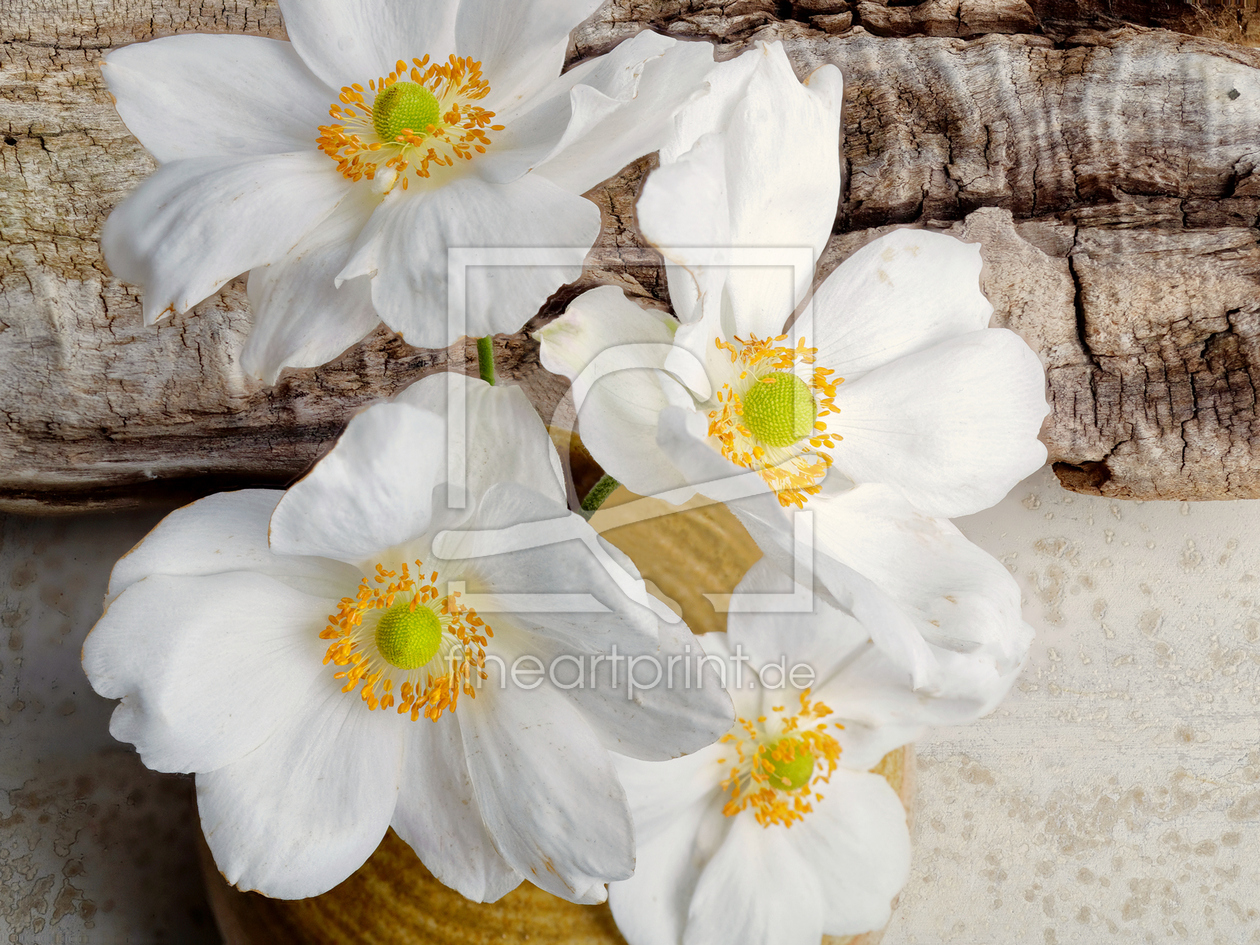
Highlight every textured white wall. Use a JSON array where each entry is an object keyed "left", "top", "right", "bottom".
[{"left": 891, "top": 467, "right": 1260, "bottom": 945}]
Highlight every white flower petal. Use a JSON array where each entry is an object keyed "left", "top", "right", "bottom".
[
  {"left": 712, "top": 47, "right": 842, "bottom": 340},
  {"left": 106, "top": 490, "right": 357, "bottom": 604},
  {"left": 811, "top": 228, "right": 995, "bottom": 380},
  {"left": 459, "top": 679, "right": 635, "bottom": 903},
  {"left": 608, "top": 790, "right": 711, "bottom": 945},
  {"left": 801, "top": 55, "right": 845, "bottom": 112},
  {"left": 660, "top": 46, "right": 761, "bottom": 164},
  {"left": 682, "top": 632, "right": 761, "bottom": 721},
  {"left": 614, "top": 748, "right": 725, "bottom": 841},
  {"left": 637, "top": 132, "right": 731, "bottom": 326},
  {"left": 537, "top": 286, "right": 694, "bottom": 496},
  {"left": 391, "top": 712, "right": 521, "bottom": 903},
  {"left": 724, "top": 601, "right": 923, "bottom": 770},
  {"left": 829, "top": 328, "right": 1048, "bottom": 517},
  {"left": 638, "top": 43, "right": 842, "bottom": 339},
  {"left": 337, "top": 173, "right": 599, "bottom": 348},
  {"left": 242, "top": 187, "right": 383, "bottom": 383},
  {"left": 725, "top": 559, "right": 871, "bottom": 678},
  {"left": 721, "top": 482, "right": 941, "bottom": 691},
  {"left": 531, "top": 33, "right": 719, "bottom": 195},
  {"left": 197, "top": 684, "right": 404, "bottom": 898},
  {"left": 268, "top": 401, "right": 448, "bottom": 564},
  {"left": 277, "top": 0, "right": 459, "bottom": 91},
  {"left": 817, "top": 645, "right": 938, "bottom": 769},
  {"left": 654, "top": 403, "right": 766, "bottom": 504},
  {"left": 457, "top": 0, "right": 604, "bottom": 112},
  {"left": 84, "top": 571, "right": 333, "bottom": 775},
  {"left": 472, "top": 89, "right": 575, "bottom": 186},
  {"left": 434, "top": 481, "right": 660, "bottom": 651},
  {"left": 557, "top": 616, "right": 733, "bottom": 762},
  {"left": 103, "top": 34, "right": 333, "bottom": 162},
  {"left": 443, "top": 32, "right": 694, "bottom": 188},
  {"left": 538, "top": 284, "right": 675, "bottom": 380},
  {"left": 102, "top": 151, "right": 351, "bottom": 324},
  {"left": 683, "top": 814, "right": 825, "bottom": 945},
  {"left": 663, "top": 285, "right": 731, "bottom": 391},
  {"left": 809, "top": 483, "right": 1033, "bottom": 697},
  {"left": 472, "top": 86, "right": 576, "bottom": 186},
  {"left": 725, "top": 559, "right": 919, "bottom": 767},
  {"left": 394, "top": 374, "right": 567, "bottom": 506},
  {"left": 726, "top": 565, "right": 923, "bottom": 763},
  {"left": 270, "top": 377, "right": 567, "bottom": 564},
  {"left": 786, "top": 768, "right": 911, "bottom": 937}
]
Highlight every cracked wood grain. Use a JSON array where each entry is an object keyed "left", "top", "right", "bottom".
[
  {"left": 571, "top": 0, "right": 1260, "bottom": 50},
  {"left": 2, "top": 0, "right": 1259, "bottom": 510},
  {"left": 774, "top": 28, "right": 1260, "bottom": 499},
  {"left": 0, "top": 0, "right": 658, "bottom": 512}
]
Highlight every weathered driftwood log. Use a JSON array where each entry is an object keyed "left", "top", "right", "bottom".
[
  {"left": 570, "top": 0, "right": 1260, "bottom": 48},
  {"left": 1, "top": 0, "right": 1258, "bottom": 511},
  {"left": 781, "top": 28, "right": 1260, "bottom": 500}
]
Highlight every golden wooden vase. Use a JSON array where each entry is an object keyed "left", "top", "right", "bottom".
[{"left": 202, "top": 483, "right": 915, "bottom": 945}]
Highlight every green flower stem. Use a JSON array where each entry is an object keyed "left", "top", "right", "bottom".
[
  {"left": 580, "top": 474, "right": 620, "bottom": 514},
  {"left": 477, "top": 335, "right": 496, "bottom": 386}
]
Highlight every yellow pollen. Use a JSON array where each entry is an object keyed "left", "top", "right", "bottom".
[
  {"left": 317, "top": 55, "right": 503, "bottom": 192},
  {"left": 707, "top": 334, "right": 843, "bottom": 509},
  {"left": 321, "top": 560, "right": 494, "bottom": 721},
  {"left": 719, "top": 689, "right": 843, "bottom": 829}
]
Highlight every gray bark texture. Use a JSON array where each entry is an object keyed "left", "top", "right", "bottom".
[{"left": 2, "top": 0, "right": 1259, "bottom": 510}]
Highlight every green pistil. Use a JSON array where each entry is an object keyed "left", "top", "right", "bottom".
[
  {"left": 766, "top": 738, "right": 815, "bottom": 792},
  {"left": 373, "top": 82, "right": 441, "bottom": 142},
  {"left": 375, "top": 599, "right": 442, "bottom": 670},
  {"left": 741, "top": 372, "right": 817, "bottom": 449}
]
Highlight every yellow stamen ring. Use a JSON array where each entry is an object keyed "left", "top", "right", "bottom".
[
  {"left": 317, "top": 55, "right": 504, "bottom": 192},
  {"left": 321, "top": 561, "right": 494, "bottom": 721},
  {"left": 707, "top": 334, "right": 843, "bottom": 509},
  {"left": 718, "top": 689, "right": 843, "bottom": 828}
]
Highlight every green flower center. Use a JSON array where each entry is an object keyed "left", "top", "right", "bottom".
[
  {"left": 741, "top": 372, "right": 818, "bottom": 449},
  {"left": 372, "top": 82, "right": 441, "bottom": 142},
  {"left": 375, "top": 600, "right": 442, "bottom": 670},
  {"left": 766, "top": 738, "right": 815, "bottom": 792}
]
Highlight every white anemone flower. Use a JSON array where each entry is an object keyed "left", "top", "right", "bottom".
[
  {"left": 538, "top": 41, "right": 1044, "bottom": 693},
  {"left": 606, "top": 558, "right": 964, "bottom": 945},
  {"left": 101, "top": 0, "right": 721, "bottom": 382},
  {"left": 537, "top": 41, "right": 1047, "bottom": 520},
  {"left": 81, "top": 373, "right": 732, "bottom": 901}
]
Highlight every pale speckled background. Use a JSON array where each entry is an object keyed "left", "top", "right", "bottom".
[
  {"left": 2, "top": 466, "right": 1258, "bottom": 944},
  {"left": 0, "top": 509, "right": 218, "bottom": 945}
]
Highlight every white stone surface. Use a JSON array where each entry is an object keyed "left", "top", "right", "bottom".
[
  {"left": 889, "top": 467, "right": 1260, "bottom": 945},
  {"left": 0, "top": 508, "right": 218, "bottom": 945},
  {"left": 2, "top": 467, "right": 1259, "bottom": 943}
]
